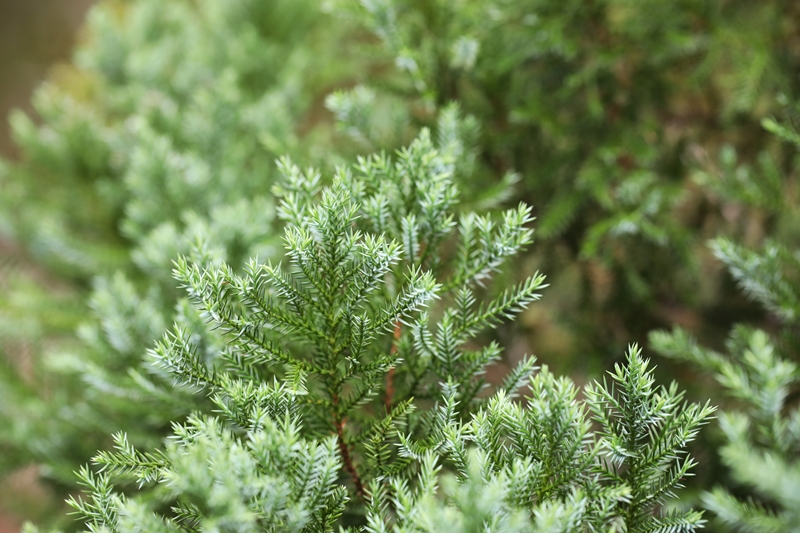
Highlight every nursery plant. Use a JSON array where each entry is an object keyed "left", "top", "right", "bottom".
[
  {"left": 51, "top": 130, "right": 714, "bottom": 532},
  {"left": 3, "top": 0, "right": 800, "bottom": 529},
  {"left": 0, "top": 0, "right": 356, "bottom": 500}
]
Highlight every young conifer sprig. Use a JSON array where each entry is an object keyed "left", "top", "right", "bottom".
[
  {"left": 149, "top": 124, "right": 545, "bottom": 501},
  {"left": 70, "top": 409, "right": 348, "bottom": 533},
  {"left": 651, "top": 326, "right": 800, "bottom": 533},
  {"left": 585, "top": 345, "right": 716, "bottom": 533},
  {"left": 367, "top": 346, "right": 713, "bottom": 533}
]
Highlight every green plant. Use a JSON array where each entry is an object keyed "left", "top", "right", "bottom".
[
  {"left": 323, "top": 0, "right": 800, "bottom": 366},
  {"left": 0, "top": 0, "right": 356, "bottom": 500},
  {"left": 650, "top": 105, "right": 800, "bottom": 532},
  {"left": 46, "top": 133, "right": 715, "bottom": 532},
  {"left": 6, "top": 0, "right": 799, "bottom": 529}
]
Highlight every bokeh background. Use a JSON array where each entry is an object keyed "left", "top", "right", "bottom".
[
  {"left": 0, "top": 0, "right": 93, "bottom": 157},
  {"left": 1, "top": 2, "right": 92, "bottom": 531}
]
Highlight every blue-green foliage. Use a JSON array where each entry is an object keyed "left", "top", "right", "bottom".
[
  {"left": 5, "top": 0, "right": 798, "bottom": 529},
  {"left": 159, "top": 126, "right": 543, "bottom": 495},
  {"left": 54, "top": 135, "right": 712, "bottom": 532},
  {"left": 0, "top": 0, "right": 353, "bottom": 498}
]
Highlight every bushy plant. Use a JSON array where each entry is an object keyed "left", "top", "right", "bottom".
[
  {"left": 324, "top": 0, "right": 800, "bottom": 362},
  {"left": 0, "top": 0, "right": 356, "bottom": 508},
  {"left": 45, "top": 133, "right": 713, "bottom": 532},
  {"left": 3, "top": 0, "right": 800, "bottom": 530}
]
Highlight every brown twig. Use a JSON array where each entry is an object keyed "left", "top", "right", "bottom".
[
  {"left": 330, "top": 321, "right": 402, "bottom": 499},
  {"left": 334, "top": 416, "right": 366, "bottom": 499},
  {"left": 384, "top": 321, "right": 402, "bottom": 413}
]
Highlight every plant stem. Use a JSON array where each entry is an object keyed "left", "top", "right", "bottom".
[{"left": 384, "top": 321, "right": 402, "bottom": 413}]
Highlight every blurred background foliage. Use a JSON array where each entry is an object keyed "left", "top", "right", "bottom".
[
  {"left": 1, "top": 0, "right": 799, "bottom": 531},
  {"left": 0, "top": 1, "right": 94, "bottom": 530}
]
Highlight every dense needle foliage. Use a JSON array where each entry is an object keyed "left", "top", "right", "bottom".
[
  {"left": 52, "top": 134, "right": 712, "bottom": 532},
  {"left": 1, "top": 0, "right": 799, "bottom": 531}
]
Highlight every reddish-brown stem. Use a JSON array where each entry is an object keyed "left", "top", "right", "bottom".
[
  {"left": 384, "top": 321, "right": 402, "bottom": 413},
  {"left": 330, "top": 321, "right": 402, "bottom": 499},
  {"left": 331, "top": 392, "right": 365, "bottom": 498},
  {"left": 335, "top": 416, "right": 366, "bottom": 499}
]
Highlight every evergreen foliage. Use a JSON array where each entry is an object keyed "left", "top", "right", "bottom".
[
  {"left": 51, "top": 137, "right": 712, "bottom": 531},
  {"left": 0, "top": 0, "right": 353, "bottom": 496},
  {"left": 60, "top": 348, "right": 712, "bottom": 533},
  {"left": 156, "top": 126, "right": 544, "bottom": 500},
  {"left": 324, "top": 0, "right": 800, "bottom": 359},
  {"left": 650, "top": 104, "right": 800, "bottom": 532},
  {"left": 2, "top": 0, "right": 800, "bottom": 530},
  {"left": 2, "top": 0, "right": 349, "bottom": 279}
]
